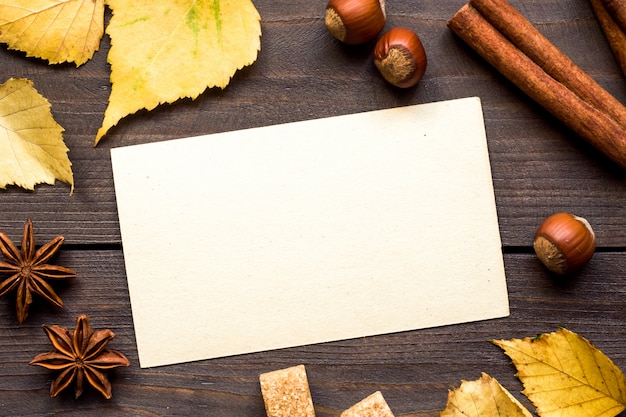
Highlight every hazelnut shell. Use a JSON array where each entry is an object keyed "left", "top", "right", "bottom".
[
  {"left": 533, "top": 212, "right": 596, "bottom": 275},
  {"left": 325, "top": 0, "right": 386, "bottom": 45},
  {"left": 373, "top": 27, "right": 427, "bottom": 88}
]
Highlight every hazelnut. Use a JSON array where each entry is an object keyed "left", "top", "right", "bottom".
[
  {"left": 533, "top": 212, "right": 596, "bottom": 275},
  {"left": 325, "top": 0, "right": 386, "bottom": 45},
  {"left": 373, "top": 27, "right": 427, "bottom": 88}
]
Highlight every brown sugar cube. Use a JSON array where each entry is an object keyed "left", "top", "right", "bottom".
[
  {"left": 340, "top": 391, "right": 395, "bottom": 417},
  {"left": 259, "top": 364, "right": 316, "bottom": 417}
]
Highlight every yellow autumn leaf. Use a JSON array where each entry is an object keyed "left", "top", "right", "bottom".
[
  {"left": 0, "top": 0, "right": 105, "bottom": 66},
  {"left": 0, "top": 78, "right": 73, "bottom": 192},
  {"left": 494, "top": 328, "right": 626, "bottom": 417},
  {"left": 440, "top": 373, "right": 533, "bottom": 417},
  {"left": 95, "top": 0, "right": 262, "bottom": 145}
]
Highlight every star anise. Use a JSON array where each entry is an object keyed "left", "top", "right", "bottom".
[
  {"left": 30, "top": 314, "right": 130, "bottom": 399},
  {"left": 0, "top": 219, "right": 76, "bottom": 323}
]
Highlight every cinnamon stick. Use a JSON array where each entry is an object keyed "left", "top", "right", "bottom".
[
  {"left": 592, "top": 0, "right": 626, "bottom": 77},
  {"left": 448, "top": 4, "right": 626, "bottom": 169},
  {"left": 601, "top": 0, "right": 626, "bottom": 33},
  {"left": 470, "top": 0, "right": 626, "bottom": 129}
]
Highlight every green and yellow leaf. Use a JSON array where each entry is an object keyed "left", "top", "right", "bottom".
[
  {"left": 440, "top": 373, "right": 533, "bottom": 417},
  {"left": 0, "top": 78, "right": 73, "bottom": 192},
  {"left": 0, "top": 0, "right": 105, "bottom": 66},
  {"left": 494, "top": 328, "right": 626, "bottom": 417},
  {"left": 95, "top": 0, "right": 262, "bottom": 145}
]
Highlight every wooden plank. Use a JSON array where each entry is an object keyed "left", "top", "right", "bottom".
[
  {"left": 0, "top": 1, "right": 624, "bottom": 246},
  {"left": 0, "top": 1, "right": 626, "bottom": 247},
  {"left": 0, "top": 251, "right": 624, "bottom": 415}
]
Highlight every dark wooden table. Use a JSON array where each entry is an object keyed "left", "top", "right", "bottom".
[{"left": 1, "top": 1, "right": 625, "bottom": 415}]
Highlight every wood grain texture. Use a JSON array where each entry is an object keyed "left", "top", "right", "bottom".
[
  {"left": 0, "top": 252, "right": 624, "bottom": 416},
  {"left": 0, "top": 0, "right": 625, "bottom": 415}
]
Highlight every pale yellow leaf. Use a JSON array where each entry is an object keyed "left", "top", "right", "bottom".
[
  {"left": 440, "top": 373, "right": 533, "bottom": 417},
  {"left": 0, "top": 0, "right": 104, "bottom": 66},
  {"left": 0, "top": 78, "right": 73, "bottom": 192},
  {"left": 494, "top": 328, "right": 626, "bottom": 417},
  {"left": 95, "top": 0, "right": 262, "bottom": 145}
]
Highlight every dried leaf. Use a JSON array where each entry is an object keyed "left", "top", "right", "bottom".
[
  {"left": 440, "top": 373, "right": 533, "bottom": 417},
  {"left": 494, "top": 328, "right": 626, "bottom": 417},
  {"left": 0, "top": 78, "right": 74, "bottom": 192},
  {"left": 0, "top": 0, "right": 105, "bottom": 66},
  {"left": 95, "top": 0, "right": 262, "bottom": 145}
]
